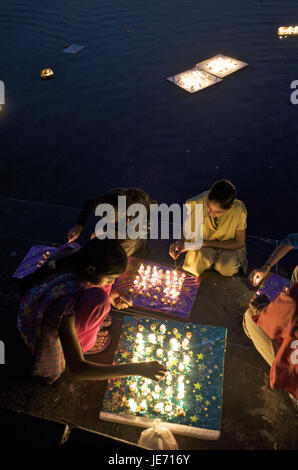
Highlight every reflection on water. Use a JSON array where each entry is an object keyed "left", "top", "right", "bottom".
[{"left": 0, "top": 0, "right": 297, "bottom": 237}]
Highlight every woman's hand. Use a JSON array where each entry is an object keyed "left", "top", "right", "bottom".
[
  {"left": 169, "top": 240, "right": 185, "bottom": 260},
  {"left": 109, "top": 290, "right": 133, "bottom": 309},
  {"left": 249, "top": 265, "right": 270, "bottom": 286},
  {"left": 68, "top": 224, "right": 83, "bottom": 242},
  {"left": 136, "top": 361, "right": 167, "bottom": 382}
]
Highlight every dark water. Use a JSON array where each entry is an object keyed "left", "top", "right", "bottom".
[{"left": 0, "top": 0, "right": 297, "bottom": 239}]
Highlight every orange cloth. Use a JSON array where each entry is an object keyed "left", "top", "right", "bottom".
[{"left": 254, "top": 283, "right": 298, "bottom": 398}]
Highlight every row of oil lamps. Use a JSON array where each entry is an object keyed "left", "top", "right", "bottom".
[{"left": 128, "top": 265, "right": 186, "bottom": 305}]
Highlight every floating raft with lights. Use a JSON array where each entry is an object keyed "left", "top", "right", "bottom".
[
  {"left": 112, "top": 257, "right": 201, "bottom": 319},
  {"left": 100, "top": 315, "right": 227, "bottom": 440},
  {"left": 256, "top": 272, "right": 290, "bottom": 302},
  {"left": 278, "top": 26, "right": 298, "bottom": 37},
  {"left": 195, "top": 54, "right": 248, "bottom": 79},
  {"left": 167, "top": 54, "right": 247, "bottom": 93}
]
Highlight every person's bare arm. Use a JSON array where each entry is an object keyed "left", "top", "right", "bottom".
[
  {"left": 249, "top": 243, "right": 293, "bottom": 286},
  {"left": 59, "top": 316, "right": 167, "bottom": 381},
  {"left": 203, "top": 229, "right": 246, "bottom": 250}
]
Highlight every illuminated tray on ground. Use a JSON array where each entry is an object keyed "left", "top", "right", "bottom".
[
  {"left": 196, "top": 54, "right": 248, "bottom": 78},
  {"left": 100, "top": 315, "right": 227, "bottom": 440},
  {"left": 112, "top": 257, "right": 201, "bottom": 319},
  {"left": 166, "top": 67, "right": 222, "bottom": 94},
  {"left": 257, "top": 272, "right": 290, "bottom": 302}
]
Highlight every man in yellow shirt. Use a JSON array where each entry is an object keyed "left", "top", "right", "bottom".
[{"left": 169, "top": 180, "right": 247, "bottom": 277}]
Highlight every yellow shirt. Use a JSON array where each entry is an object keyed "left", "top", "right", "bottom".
[{"left": 184, "top": 191, "right": 247, "bottom": 272}]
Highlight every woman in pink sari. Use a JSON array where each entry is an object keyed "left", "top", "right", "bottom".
[{"left": 17, "top": 238, "right": 167, "bottom": 384}]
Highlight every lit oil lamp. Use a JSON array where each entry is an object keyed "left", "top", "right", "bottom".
[
  {"left": 170, "top": 338, "right": 180, "bottom": 351},
  {"left": 40, "top": 68, "right": 54, "bottom": 80},
  {"left": 183, "top": 355, "right": 190, "bottom": 364},
  {"left": 148, "top": 334, "right": 156, "bottom": 344},
  {"left": 177, "top": 383, "right": 184, "bottom": 399},
  {"left": 154, "top": 402, "right": 164, "bottom": 413},
  {"left": 156, "top": 348, "right": 163, "bottom": 358},
  {"left": 139, "top": 400, "right": 147, "bottom": 411},
  {"left": 129, "top": 382, "right": 137, "bottom": 392},
  {"left": 157, "top": 335, "right": 163, "bottom": 344},
  {"left": 176, "top": 407, "right": 185, "bottom": 416},
  {"left": 165, "top": 372, "right": 172, "bottom": 383},
  {"left": 140, "top": 383, "right": 148, "bottom": 394},
  {"left": 127, "top": 399, "right": 137, "bottom": 412}
]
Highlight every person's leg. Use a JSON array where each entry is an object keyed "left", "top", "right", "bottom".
[
  {"left": 290, "top": 265, "right": 298, "bottom": 286},
  {"left": 183, "top": 247, "right": 217, "bottom": 276},
  {"left": 214, "top": 249, "right": 241, "bottom": 277},
  {"left": 243, "top": 307, "right": 275, "bottom": 366}
]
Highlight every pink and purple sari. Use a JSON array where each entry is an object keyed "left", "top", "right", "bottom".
[{"left": 17, "top": 272, "right": 111, "bottom": 383}]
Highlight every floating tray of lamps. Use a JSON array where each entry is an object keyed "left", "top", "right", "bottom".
[
  {"left": 166, "top": 67, "right": 222, "bottom": 94},
  {"left": 40, "top": 68, "right": 54, "bottom": 80},
  {"left": 278, "top": 26, "right": 298, "bottom": 37},
  {"left": 195, "top": 54, "right": 248, "bottom": 78},
  {"left": 100, "top": 315, "right": 227, "bottom": 440},
  {"left": 112, "top": 257, "right": 201, "bottom": 319}
]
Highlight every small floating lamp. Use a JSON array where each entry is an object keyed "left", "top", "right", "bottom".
[
  {"left": 278, "top": 26, "right": 298, "bottom": 37},
  {"left": 40, "top": 68, "right": 54, "bottom": 80}
]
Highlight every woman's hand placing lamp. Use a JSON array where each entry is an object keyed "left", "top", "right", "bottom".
[{"left": 169, "top": 240, "right": 186, "bottom": 260}]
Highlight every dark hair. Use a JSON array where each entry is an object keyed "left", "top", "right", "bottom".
[
  {"left": 16, "top": 238, "right": 127, "bottom": 294},
  {"left": 98, "top": 187, "right": 156, "bottom": 233},
  {"left": 99, "top": 187, "right": 156, "bottom": 212},
  {"left": 208, "top": 180, "right": 236, "bottom": 210}
]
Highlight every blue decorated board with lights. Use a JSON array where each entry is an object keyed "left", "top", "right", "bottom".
[{"left": 100, "top": 315, "right": 227, "bottom": 440}]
